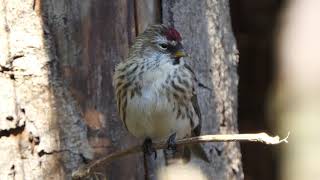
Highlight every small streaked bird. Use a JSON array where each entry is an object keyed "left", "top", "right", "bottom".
[{"left": 113, "top": 24, "right": 208, "bottom": 162}]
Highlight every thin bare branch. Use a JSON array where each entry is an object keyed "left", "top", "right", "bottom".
[{"left": 72, "top": 132, "right": 289, "bottom": 179}]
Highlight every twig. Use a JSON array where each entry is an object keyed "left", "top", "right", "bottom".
[{"left": 72, "top": 132, "right": 289, "bottom": 179}]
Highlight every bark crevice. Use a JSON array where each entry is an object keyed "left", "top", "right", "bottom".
[{"left": 0, "top": 122, "right": 25, "bottom": 138}]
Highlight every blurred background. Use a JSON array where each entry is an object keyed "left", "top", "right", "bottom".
[
  {"left": 230, "top": 1, "right": 283, "bottom": 179},
  {"left": 231, "top": 0, "right": 320, "bottom": 180}
]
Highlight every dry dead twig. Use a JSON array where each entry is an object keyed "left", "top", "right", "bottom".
[{"left": 72, "top": 132, "right": 289, "bottom": 179}]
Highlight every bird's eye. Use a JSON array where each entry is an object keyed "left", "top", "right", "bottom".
[{"left": 159, "top": 43, "right": 168, "bottom": 49}]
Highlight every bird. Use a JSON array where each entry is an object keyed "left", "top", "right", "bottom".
[{"left": 113, "top": 24, "right": 209, "bottom": 163}]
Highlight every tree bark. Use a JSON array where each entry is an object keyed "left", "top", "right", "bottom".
[
  {"left": 162, "top": 0, "right": 243, "bottom": 179},
  {"left": 39, "top": 0, "right": 145, "bottom": 179},
  {"left": 0, "top": 0, "right": 92, "bottom": 179}
]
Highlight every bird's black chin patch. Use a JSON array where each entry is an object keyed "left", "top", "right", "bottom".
[{"left": 173, "top": 57, "right": 180, "bottom": 65}]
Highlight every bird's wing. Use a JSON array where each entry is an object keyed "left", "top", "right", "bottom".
[
  {"left": 189, "top": 85, "right": 210, "bottom": 162},
  {"left": 190, "top": 85, "right": 210, "bottom": 162},
  {"left": 191, "top": 93, "right": 202, "bottom": 136},
  {"left": 184, "top": 64, "right": 202, "bottom": 136}
]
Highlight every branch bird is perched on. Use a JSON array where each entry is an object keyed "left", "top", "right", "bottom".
[{"left": 113, "top": 24, "right": 209, "bottom": 163}]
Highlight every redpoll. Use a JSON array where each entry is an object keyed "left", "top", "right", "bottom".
[{"left": 113, "top": 24, "right": 209, "bottom": 162}]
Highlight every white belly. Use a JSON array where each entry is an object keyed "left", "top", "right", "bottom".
[{"left": 125, "top": 87, "right": 190, "bottom": 142}]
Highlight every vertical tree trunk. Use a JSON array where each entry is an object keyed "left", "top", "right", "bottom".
[
  {"left": 0, "top": 0, "right": 92, "bottom": 179},
  {"left": 162, "top": 0, "right": 243, "bottom": 179},
  {"left": 40, "top": 0, "right": 145, "bottom": 179}
]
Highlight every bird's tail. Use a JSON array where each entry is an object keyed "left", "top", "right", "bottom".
[
  {"left": 164, "top": 144, "right": 210, "bottom": 165},
  {"left": 187, "top": 144, "right": 210, "bottom": 163}
]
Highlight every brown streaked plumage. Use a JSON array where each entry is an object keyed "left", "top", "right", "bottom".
[{"left": 113, "top": 24, "right": 209, "bottom": 162}]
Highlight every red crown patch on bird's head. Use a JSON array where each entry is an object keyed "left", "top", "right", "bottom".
[{"left": 165, "top": 27, "right": 182, "bottom": 42}]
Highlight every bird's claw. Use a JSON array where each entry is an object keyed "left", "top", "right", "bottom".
[
  {"left": 143, "top": 138, "right": 157, "bottom": 159},
  {"left": 164, "top": 133, "right": 177, "bottom": 158},
  {"left": 167, "top": 132, "right": 177, "bottom": 151}
]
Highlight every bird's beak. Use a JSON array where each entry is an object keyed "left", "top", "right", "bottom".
[{"left": 174, "top": 50, "right": 187, "bottom": 58}]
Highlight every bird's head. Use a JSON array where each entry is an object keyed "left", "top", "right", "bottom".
[{"left": 129, "top": 24, "right": 187, "bottom": 66}]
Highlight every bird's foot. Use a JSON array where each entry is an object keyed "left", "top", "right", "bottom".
[
  {"left": 164, "top": 133, "right": 177, "bottom": 157},
  {"left": 167, "top": 132, "right": 177, "bottom": 151},
  {"left": 143, "top": 138, "right": 157, "bottom": 159}
]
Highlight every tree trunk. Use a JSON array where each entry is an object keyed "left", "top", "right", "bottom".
[
  {"left": 0, "top": 0, "right": 92, "bottom": 179},
  {"left": 162, "top": 0, "right": 243, "bottom": 179},
  {"left": 39, "top": 0, "right": 145, "bottom": 179},
  {"left": 0, "top": 0, "right": 242, "bottom": 179}
]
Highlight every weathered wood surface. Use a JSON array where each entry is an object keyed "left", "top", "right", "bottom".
[
  {"left": 162, "top": 0, "right": 244, "bottom": 179},
  {"left": 40, "top": 0, "right": 145, "bottom": 179},
  {"left": 135, "top": 0, "right": 161, "bottom": 34},
  {"left": 0, "top": 0, "right": 92, "bottom": 179}
]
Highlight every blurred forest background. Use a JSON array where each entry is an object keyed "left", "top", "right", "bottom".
[
  {"left": 232, "top": 0, "right": 320, "bottom": 180},
  {"left": 230, "top": 1, "right": 284, "bottom": 179}
]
